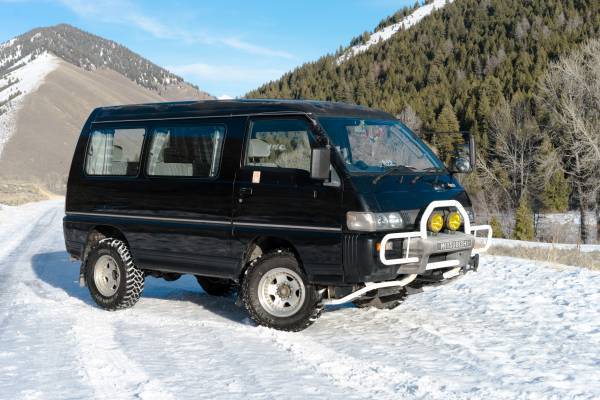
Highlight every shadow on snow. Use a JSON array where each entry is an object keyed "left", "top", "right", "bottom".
[{"left": 31, "top": 251, "right": 249, "bottom": 324}]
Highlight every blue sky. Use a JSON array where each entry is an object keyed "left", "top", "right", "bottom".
[{"left": 0, "top": 0, "right": 414, "bottom": 97}]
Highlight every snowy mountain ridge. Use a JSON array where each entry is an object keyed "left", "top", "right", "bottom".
[
  {"left": 0, "top": 24, "right": 207, "bottom": 94},
  {"left": 0, "top": 24, "right": 213, "bottom": 191},
  {"left": 336, "top": 0, "right": 454, "bottom": 64},
  {"left": 0, "top": 52, "right": 59, "bottom": 157}
]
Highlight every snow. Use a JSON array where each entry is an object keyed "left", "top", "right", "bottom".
[
  {"left": 0, "top": 38, "right": 16, "bottom": 50},
  {"left": 0, "top": 200, "right": 599, "bottom": 399},
  {"left": 0, "top": 44, "right": 22, "bottom": 69},
  {"left": 491, "top": 238, "right": 600, "bottom": 253},
  {"left": 337, "top": 0, "right": 454, "bottom": 64},
  {"left": 218, "top": 94, "right": 234, "bottom": 100},
  {"left": 0, "top": 52, "right": 59, "bottom": 157}
]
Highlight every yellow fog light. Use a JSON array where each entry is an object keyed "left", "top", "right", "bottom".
[
  {"left": 446, "top": 211, "right": 462, "bottom": 231},
  {"left": 428, "top": 213, "right": 444, "bottom": 233}
]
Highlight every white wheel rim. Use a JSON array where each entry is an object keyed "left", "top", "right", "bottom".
[
  {"left": 93, "top": 254, "right": 121, "bottom": 297},
  {"left": 257, "top": 267, "right": 306, "bottom": 318}
]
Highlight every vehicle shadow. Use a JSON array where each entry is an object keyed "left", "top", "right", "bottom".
[{"left": 31, "top": 251, "right": 249, "bottom": 325}]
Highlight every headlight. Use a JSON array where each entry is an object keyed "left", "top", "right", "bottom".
[
  {"left": 347, "top": 212, "right": 404, "bottom": 231},
  {"left": 427, "top": 213, "right": 444, "bottom": 233},
  {"left": 446, "top": 211, "right": 462, "bottom": 231}
]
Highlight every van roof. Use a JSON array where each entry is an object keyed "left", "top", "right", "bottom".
[{"left": 92, "top": 99, "right": 393, "bottom": 123}]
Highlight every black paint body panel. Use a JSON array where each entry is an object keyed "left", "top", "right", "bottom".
[{"left": 64, "top": 100, "right": 472, "bottom": 285}]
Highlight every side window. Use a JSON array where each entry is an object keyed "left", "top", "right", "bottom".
[
  {"left": 85, "top": 128, "right": 145, "bottom": 176},
  {"left": 246, "top": 119, "right": 312, "bottom": 172},
  {"left": 147, "top": 124, "right": 225, "bottom": 177}
]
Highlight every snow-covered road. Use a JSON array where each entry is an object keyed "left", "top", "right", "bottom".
[{"left": 0, "top": 200, "right": 598, "bottom": 400}]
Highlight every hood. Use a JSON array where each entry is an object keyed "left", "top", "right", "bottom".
[{"left": 350, "top": 173, "right": 472, "bottom": 213}]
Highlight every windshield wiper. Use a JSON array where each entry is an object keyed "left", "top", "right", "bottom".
[{"left": 372, "top": 165, "right": 417, "bottom": 185}]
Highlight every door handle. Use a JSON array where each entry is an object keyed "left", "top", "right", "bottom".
[{"left": 238, "top": 187, "right": 253, "bottom": 203}]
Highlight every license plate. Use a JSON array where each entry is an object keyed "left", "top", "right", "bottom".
[{"left": 437, "top": 239, "right": 472, "bottom": 251}]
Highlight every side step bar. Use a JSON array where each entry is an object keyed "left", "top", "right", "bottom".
[{"left": 322, "top": 274, "right": 417, "bottom": 306}]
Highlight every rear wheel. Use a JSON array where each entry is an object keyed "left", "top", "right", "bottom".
[
  {"left": 242, "top": 250, "right": 322, "bottom": 331},
  {"left": 84, "top": 238, "right": 144, "bottom": 310},
  {"left": 195, "top": 276, "right": 235, "bottom": 296}
]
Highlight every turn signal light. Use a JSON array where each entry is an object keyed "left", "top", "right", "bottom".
[{"left": 375, "top": 242, "right": 393, "bottom": 252}]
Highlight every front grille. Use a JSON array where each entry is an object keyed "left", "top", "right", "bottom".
[{"left": 343, "top": 234, "right": 359, "bottom": 270}]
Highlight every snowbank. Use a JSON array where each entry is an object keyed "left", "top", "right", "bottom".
[{"left": 491, "top": 237, "right": 600, "bottom": 253}]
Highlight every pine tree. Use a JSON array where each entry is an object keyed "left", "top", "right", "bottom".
[
  {"left": 490, "top": 216, "right": 505, "bottom": 238},
  {"left": 540, "top": 170, "right": 570, "bottom": 213},
  {"left": 433, "top": 102, "right": 460, "bottom": 164},
  {"left": 513, "top": 195, "right": 535, "bottom": 241},
  {"left": 535, "top": 138, "right": 570, "bottom": 213}
]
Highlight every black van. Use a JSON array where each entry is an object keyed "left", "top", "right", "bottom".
[{"left": 63, "top": 100, "right": 491, "bottom": 331}]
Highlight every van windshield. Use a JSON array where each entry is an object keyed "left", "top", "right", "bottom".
[{"left": 319, "top": 117, "right": 444, "bottom": 174}]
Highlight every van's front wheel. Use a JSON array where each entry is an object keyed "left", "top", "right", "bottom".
[{"left": 242, "top": 251, "right": 322, "bottom": 331}]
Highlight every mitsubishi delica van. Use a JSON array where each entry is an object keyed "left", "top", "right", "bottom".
[{"left": 63, "top": 99, "right": 492, "bottom": 331}]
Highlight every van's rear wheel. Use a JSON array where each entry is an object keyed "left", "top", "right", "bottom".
[
  {"left": 195, "top": 276, "right": 235, "bottom": 296},
  {"left": 85, "top": 238, "right": 144, "bottom": 310},
  {"left": 242, "top": 251, "right": 322, "bottom": 331}
]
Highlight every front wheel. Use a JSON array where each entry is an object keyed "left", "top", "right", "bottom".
[{"left": 242, "top": 250, "right": 322, "bottom": 331}]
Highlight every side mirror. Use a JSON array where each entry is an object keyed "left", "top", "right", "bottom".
[
  {"left": 448, "top": 133, "right": 475, "bottom": 174},
  {"left": 311, "top": 147, "right": 330, "bottom": 180}
]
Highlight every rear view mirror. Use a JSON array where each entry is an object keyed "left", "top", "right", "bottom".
[
  {"left": 429, "top": 131, "right": 475, "bottom": 174},
  {"left": 311, "top": 147, "right": 330, "bottom": 180},
  {"left": 448, "top": 133, "right": 475, "bottom": 174}
]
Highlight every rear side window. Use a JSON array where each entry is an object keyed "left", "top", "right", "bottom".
[
  {"left": 146, "top": 124, "right": 225, "bottom": 177},
  {"left": 245, "top": 119, "right": 312, "bottom": 172},
  {"left": 85, "top": 128, "right": 145, "bottom": 176}
]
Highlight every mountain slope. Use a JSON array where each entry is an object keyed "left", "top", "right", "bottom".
[
  {"left": 337, "top": 0, "right": 454, "bottom": 64},
  {"left": 0, "top": 58, "right": 164, "bottom": 189},
  {"left": 0, "top": 24, "right": 210, "bottom": 97},
  {"left": 0, "top": 24, "right": 213, "bottom": 194},
  {"left": 247, "top": 0, "right": 599, "bottom": 136}
]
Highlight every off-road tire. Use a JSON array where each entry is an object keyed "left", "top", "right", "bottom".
[
  {"left": 196, "top": 276, "right": 235, "bottom": 296},
  {"left": 242, "top": 250, "right": 322, "bottom": 331},
  {"left": 84, "top": 238, "right": 144, "bottom": 310}
]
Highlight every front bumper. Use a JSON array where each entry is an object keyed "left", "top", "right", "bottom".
[
  {"left": 323, "top": 253, "right": 480, "bottom": 306},
  {"left": 342, "top": 200, "right": 492, "bottom": 283},
  {"left": 378, "top": 200, "right": 492, "bottom": 270}
]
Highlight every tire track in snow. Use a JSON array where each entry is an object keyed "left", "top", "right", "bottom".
[
  {"left": 0, "top": 203, "right": 59, "bottom": 324},
  {"left": 71, "top": 312, "right": 175, "bottom": 400},
  {"left": 1, "top": 202, "right": 174, "bottom": 400},
  {"left": 106, "top": 303, "right": 360, "bottom": 399},
  {"left": 258, "top": 327, "right": 471, "bottom": 400}
]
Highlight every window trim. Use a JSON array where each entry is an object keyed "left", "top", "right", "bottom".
[
  {"left": 242, "top": 116, "right": 316, "bottom": 174},
  {"left": 144, "top": 122, "right": 228, "bottom": 180},
  {"left": 83, "top": 125, "right": 147, "bottom": 179}
]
